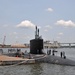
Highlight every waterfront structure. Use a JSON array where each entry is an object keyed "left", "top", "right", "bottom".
[
  {"left": 44, "top": 41, "right": 60, "bottom": 48},
  {"left": 11, "top": 43, "right": 26, "bottom": 48},
  {"left": 59, "top": 43, "right": 75, "bottom": 48}
]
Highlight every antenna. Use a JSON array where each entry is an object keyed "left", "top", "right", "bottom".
[
  {"left": 38, "top": 29, "right": 39, "bottom": 37},
  {"left": 35, "top": 26, "right": 37, "bottom": 39},
  {"left": 35, "top": 26, "right": 40, "bottom": 39}
]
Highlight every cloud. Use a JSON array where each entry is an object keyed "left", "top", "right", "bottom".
[
  {"left": 58, "top": 32, "right": 63, "bottom": 35},
  {"left": 56, "top": 20, "right": 75, "bottom": 27},
  {"left": 45, "top": 25, "right": 52, "bottom": 29},
  {"left": 16, "top": 20, "right": 35, "bottom": 29},
  {"left": 46, "top": 8, "right": 53, "bottom": 12},
  {"left": 44, "top": 25, "right": 52, "bottom": 32}
]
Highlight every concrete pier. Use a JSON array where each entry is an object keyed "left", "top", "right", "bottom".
[{"left": 0, "top": 55, "right": 35, "bottom": 65}]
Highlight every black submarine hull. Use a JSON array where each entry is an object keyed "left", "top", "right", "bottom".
[{"left": 35, "top": 55, "right": 75, "bottom": 66}]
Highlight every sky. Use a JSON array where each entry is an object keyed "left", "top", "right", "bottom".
[{"left": 0, "top": 0, "right": 75, "bottom": 45}]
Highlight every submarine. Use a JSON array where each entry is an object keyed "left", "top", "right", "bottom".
[
  {"left": 4, "top": 26, "right": 75, "bottom": 66},
  {"left": 30, "top": 26, "right": 75, "bottom": 66}
]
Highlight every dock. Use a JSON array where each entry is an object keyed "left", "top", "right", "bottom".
[{"left": 0, "top": 55, "right": 35, "bottom": 65}]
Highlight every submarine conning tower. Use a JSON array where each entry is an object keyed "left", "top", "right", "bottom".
[{"left": 30, "top": 26, "right": 43, "bottom": 54}]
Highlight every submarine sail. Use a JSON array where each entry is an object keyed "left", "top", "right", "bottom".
[{"left": 30, "top": 26, "right": 43, "bottom": 54}]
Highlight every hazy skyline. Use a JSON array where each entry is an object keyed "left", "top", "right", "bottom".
[{"left": 0, "top": 0, "right": 75, "bottom": 44}]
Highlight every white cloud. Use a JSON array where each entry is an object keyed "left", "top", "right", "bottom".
[
  {"left": 46, "top": 8, "right": 53, "bottom": 12},
  {"left": 44, "top": 25, "right": 52, "bottom": 32},
  {"left": 56, "top": 20, "right": 75, "bottom": 27},
  {"left": 45, "top": 25, "right": 52, "bottom": 29},
  {"left": 16, "top": 20, "right": 35, "bottom": 29},
  {"left": 58, "top": 32, "right": 63, "bottom": 35}
]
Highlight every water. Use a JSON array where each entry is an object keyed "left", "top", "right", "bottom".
[{"left": 0, "top": 48, "right": 75, "bottom": 75}]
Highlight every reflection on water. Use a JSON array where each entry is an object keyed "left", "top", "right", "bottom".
[
  {"left": 0, "top": 63, "right": 75, "bottom": 75},
  {"left": 30, "top": 63, "right": 43, "bottom": 75}
]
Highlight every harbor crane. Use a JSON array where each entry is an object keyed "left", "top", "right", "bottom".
[{"left": 2, "top": 36, "right": 6, "bottom": 47}]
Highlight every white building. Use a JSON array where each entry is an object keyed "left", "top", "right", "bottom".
[{"left": 44, "top": 41, "right": 60, "bottom": 48}]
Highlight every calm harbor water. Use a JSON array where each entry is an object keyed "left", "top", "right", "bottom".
[{"left": 0, "top": 48, "right": 75, "bottom": 75}]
